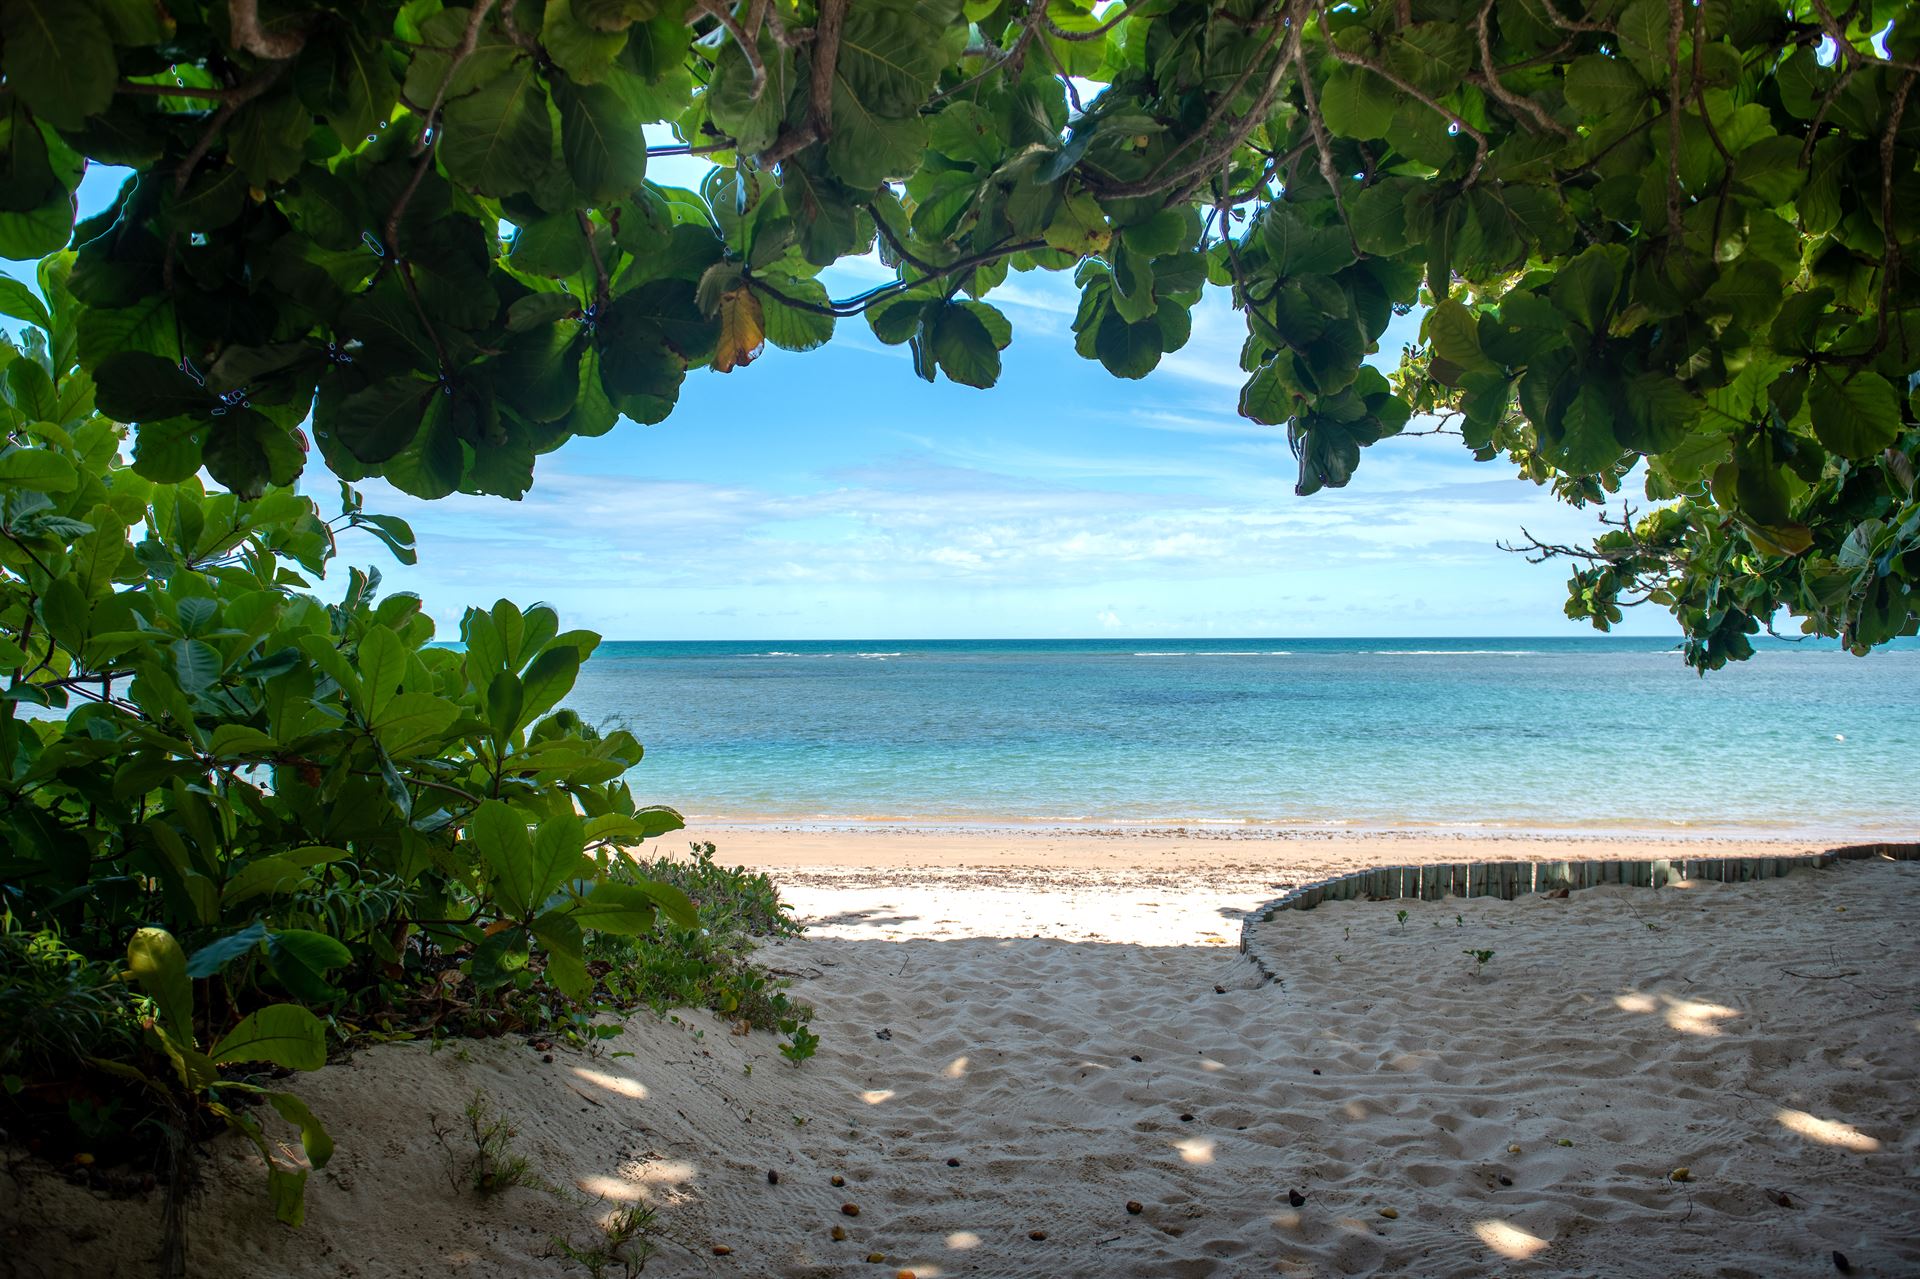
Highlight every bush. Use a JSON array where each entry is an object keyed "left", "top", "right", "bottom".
[{"left": 0, "top": 285, "right": 810, "bottom": 1224}]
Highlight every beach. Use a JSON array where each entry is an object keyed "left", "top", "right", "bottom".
[{"left": 6, "top": 828, "right": 1915, "bottom": 1278}]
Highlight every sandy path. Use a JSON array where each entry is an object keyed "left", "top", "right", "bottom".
[{"left": 3, "top": 854, "right": 1914, "bottom": 1279}]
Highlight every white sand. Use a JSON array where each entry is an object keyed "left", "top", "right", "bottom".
[{"left": 4, "top": 850, "right": 1915, "bottom": 1278}]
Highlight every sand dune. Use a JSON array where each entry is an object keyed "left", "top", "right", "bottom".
[{"left": 3, "top": 851, "right": 1914, "bottom": 1278}]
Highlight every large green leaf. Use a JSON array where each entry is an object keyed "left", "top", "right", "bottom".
[
  {"left": 211, "top": 1004, "right": 328, "bottom": 1071},
  {"left": 440, "top": 60, "right": 553, "bottom": 196},
  {"left": 2, "top": 0, "right": 116, "bottom": 130},
  {"left": 1808, "top": 369, "right": 1900, "bottom": 460},
  {"left": 554, "top": 80, "right": 649, "bottom": 203},
  {"left": 127, "top": 926, "right": 193, "bottom": 1042}
]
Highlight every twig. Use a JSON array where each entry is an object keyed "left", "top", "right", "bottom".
[
  {"left": 1474, "top": 0, "right": 1571, "bottom": 136},
  {"left": 416, "top": 0, "right": 499, "bottom": 157},
  {"left": 697, "top": 0, "right": 766, "bottom": 100},
  {"left": 172, "top": 66, "right": 286, "bottom": 194},
  {"left": 1321, "top": 10, "right": 1491, "bottom": 185},
  {"left": 577, "top": 211, "right": 610, "bottom": 308}
]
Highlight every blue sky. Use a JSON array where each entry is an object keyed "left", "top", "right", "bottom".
[{"left": 10, "top": 160, "right": 1675, "bottom": 641}]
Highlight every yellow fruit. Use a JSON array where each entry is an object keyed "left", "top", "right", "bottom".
[
  {"left": 1507, "top": 1144, "right": 1522, "bottom": 1154},
  {"left": 1028, "top": 1229, "right": 1048, "bottom": 1240},
  {"left": 841, "top": 1202, "right": 861, "bottom": 1216},
  {"left": 865, "top": 1253, "right": 885, "bottom": 1264},
  {"left": 830, "top": 1226, "right": 848, "bottom": 1241},
  {"left": 831, "top": 1174, "right": 846, "bottom": 1186},
  {"left": 711, "top": 1244, "right": 732, "bottom": 1256},
  {"left": 1671, "top": 1167, "right": 1692, "bottom": 1182},
  {"left": 1378, "top": 1207, "right": 1398, "bottom": 1219}
]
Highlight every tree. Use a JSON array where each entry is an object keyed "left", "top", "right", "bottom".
[{"left": 0, "top": 0, "right": 1915, "bottom": 669}]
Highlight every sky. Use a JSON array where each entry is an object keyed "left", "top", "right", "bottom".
[{"left": 8, "top": 159, "right": 1678, "bottom": 642}]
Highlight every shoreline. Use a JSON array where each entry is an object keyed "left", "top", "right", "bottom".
[{"left": 678, "top": 821, "right": 1897, "bottom": 879}]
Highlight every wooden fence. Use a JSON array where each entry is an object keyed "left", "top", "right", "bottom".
[{"left": 1237, "top": 841, "right": 1920, "bottom": 983}]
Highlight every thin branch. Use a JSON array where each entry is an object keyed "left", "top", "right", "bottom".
[
  {"left": 697, "top": 0, "right": 766, "bottom": 99},
  {"left": 172, "top": 65, "right": 286, "bottom": 195},
  {"left": 1871, "top": 70, "right": 1917, "bottom": 360},
  {"left": 1474, "top": 0, "right": 1572, "bottom": 137},
  {"left": 750, "top": 238, "right": 1047, "bottom": 316},
  {"left": 1045, "top": 5, "right": 1132, "bottom": 41},
  {"left": 1091, "top": 0, "right": 1290, "bottom": 200},
  {"left": 417, "top": 0, "right": 499, "bottom": 157},
  {"left": 1322, "top": 14, "right": 1491, "bottom": 185}
]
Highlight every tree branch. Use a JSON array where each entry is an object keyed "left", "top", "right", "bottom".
[
  {"left": 1473, "top": 0, "right": 1572, "bottom": 137},
  {"left": 229, "top": 0, "right": 308, "bottom": 60}
]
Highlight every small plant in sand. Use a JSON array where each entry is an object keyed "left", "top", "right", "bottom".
[
  {"left": 435, "top": 1090, "right": 532, "bottom": 1196},
  {"left": 1464, "top": 949, "right": 1496, "bottom": 977},
  {"left": 1396, "top": 909, "right": 1409, "bottom": 933},
  {"left": 780, "top": 1025, "right": 822, "bottom": 1064},
  {"left": 556, "top": 1203, "right": 660, "bottom": 1278}
]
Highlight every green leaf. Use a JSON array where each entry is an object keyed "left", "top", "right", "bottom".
[
  {"left": 554, "top": 80, "right": 648, "bottom": 203},
  {"left": 330, "top": 376, "right": 433, "bottom": 465},
  {"left": 357, "top": 626, "right": 408, "bottom": 719},
  {"left": 186, "top": 922, "right": 269, "bottom": 979},
  {"left": 826, "top": 77, "right": 928, "bottom": 189},
  {"left": 2, "top": 0, "right": 117, "bottom": 130},
  {"left": 1563, "top": 55, "right": 1647, "bottom": 114},
  {"left": 1808, "top": 369, "right": 1900, "bottom": 459},
  {"left": 1319, "top": 67, "right": 1395, "bottom": 141},
  {"left": 1238, "top": 357, "right": 1299, "bottom": 425},
  {"left": 0, "top": 276, "right": 52, "bottom": 331},
  {"left": 127, "top": 926, "right": 194, "bottom": 1042},
  {"left": 1260, "top": 206, "right": 1354, "bottom": 278},
  {"left": 223, "top": 856, "right": 310, "bottom": 904},
  {"left": 1424, "top": 298, "right": 1491, "bottom": 371},
  {"left": 440, "top": 60, "right": 553, "bottom": 197},
  {"left": 168, "top": 166, "right": 247, "bottom": 233},
  {"left": 531, "top": 911, "right": 590, "bottom": 1001},
  {"left": 1549, "top": 244, "right": 1627, "bottom": 335},
  {"left": 211, "top": 1005, "right": 328, "bottom": 1071},
  {"left": 372, "top": 691, "right": 462, "bottom": 756},
  {"left": 0, "top": 444, "right": 76, "bottom": 491},
  {"left": 1094, "top": 312, "right": 1163, "bottom": 380},
  {"left": 519, "top": 644, "right": 580, "bottom": 723},
  {"left": 568, "top": 882, "right": 657, "bottom": 935},
  {"left": 930, "top": 303, "right": 1000, "bottom": 388},
  {"left": 265, "top": 1091, "right": 334, "bottom": 1170},
  {"left": 543, "top": 0, "right": 628, "bottom": 83},
  {"left": 264, "top": 930, "right": 352, "bottom": 1003},
  {"left": 91, "top": 352, "right": 207, "bottom": 423},
  {"left": 836, "top": 4, "right": 941, "bottom": 116},
  {"left": 383, "top": 394, "right": 468, "bottom": 499}
]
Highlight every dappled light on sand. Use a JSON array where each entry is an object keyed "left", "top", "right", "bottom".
[
  {"left": 1172, "top": 1137, "right": 1216, "bottom": 1165},
  {"left": 943, "top": 1055, "right": 969, "bottom": 1078},
  {"left": 1777, "top": 1108, "right": 1880, "bottom": 1152},
  {"left": 861, "top": 1088, "right": 896, "bottom": 1105},
  {"left": 571, "top": 1066, "right": 648, "bottom": 1100},
  {"left": 1614, "top": 990, "right": 1742, "bottom": 1036},
  {"left": 945, "top": 1230, "right": 982, "bottom": 1249},
  {"left": 1474, "top": 1220, "right": 1550, "bottom": 1260}
]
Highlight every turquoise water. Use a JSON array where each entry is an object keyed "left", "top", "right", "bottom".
[{"left": 565, "top": 637, "right": 1919, "bottom": 837}]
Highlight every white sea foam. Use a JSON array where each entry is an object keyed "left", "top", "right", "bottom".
[{"left": 1368, "top": 649, "right": 1540, "bottom": 656}]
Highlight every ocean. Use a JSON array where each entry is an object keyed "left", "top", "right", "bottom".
[{"left": 564, "top": 637, "right": 1919, "bottom": 838}]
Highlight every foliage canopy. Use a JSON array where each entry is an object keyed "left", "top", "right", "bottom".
[{"left": 2, "top": 0, "right": 1917, "bottom": 665}]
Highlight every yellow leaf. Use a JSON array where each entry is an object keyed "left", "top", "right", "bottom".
[{"left": 714, "top": 286, "right": 766, "bottom": 373}]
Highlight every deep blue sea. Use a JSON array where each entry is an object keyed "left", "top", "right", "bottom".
[{"left": 564, "top": 637, "right": 1919, "bottom": 837}]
